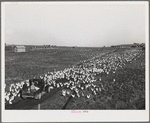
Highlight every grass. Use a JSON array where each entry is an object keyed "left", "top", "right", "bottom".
[
  {"left": 5, "top": 46, "right": 145, "bottom": 109},
  {"left": 33, "top": 90, "right": 70, "bottom": 109}
]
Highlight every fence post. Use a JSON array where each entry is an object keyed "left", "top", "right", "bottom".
[{"left": 38, "top": 104, "right": 40, "bottom": 110}]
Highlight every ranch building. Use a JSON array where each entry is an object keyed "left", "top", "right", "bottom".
[{"left": 14, "top": 46, "right": 26, "bottom": 52}]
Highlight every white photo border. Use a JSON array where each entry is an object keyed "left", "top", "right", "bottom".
[{"left": 1, "top": 1, "right": 149, "bottom": 122}]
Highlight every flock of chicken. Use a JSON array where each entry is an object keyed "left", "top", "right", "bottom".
[{"left": 5, "top": 48, "right": 143, "bottom": 105}]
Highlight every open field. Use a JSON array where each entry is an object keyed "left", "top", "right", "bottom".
[{"left": 5, "top": 46, "right": 145, "bottom": 109}]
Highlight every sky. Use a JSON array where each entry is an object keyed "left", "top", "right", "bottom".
[{"left": 3, "top": 2, "right": 147, "bottom": 47}]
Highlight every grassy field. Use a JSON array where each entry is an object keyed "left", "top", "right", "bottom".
[
  {"left": 5, "top": 46, "right": 145, "bottom": 109},
  {"left": 5, "top": 46, "right": 114, "bottom": 90}
]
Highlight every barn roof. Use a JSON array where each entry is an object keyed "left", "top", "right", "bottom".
[{"left": 14, "top": 46, "right": 26, "bottom": 49}]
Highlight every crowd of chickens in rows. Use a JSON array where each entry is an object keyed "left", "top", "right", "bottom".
[{"left": 5, "top": 49, "right": 144, "bottom": 104}]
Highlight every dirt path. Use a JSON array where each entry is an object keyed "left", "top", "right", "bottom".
[{"left": 5, "top": 88, "right": 61, "bottom": 110}]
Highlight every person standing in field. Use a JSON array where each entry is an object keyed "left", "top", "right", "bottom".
[
  {"left": 22, "top": 81, "right": 28, "bottom": 92},
  {"left": 30, "top": 82, "right": 36, "bottom": 93}
]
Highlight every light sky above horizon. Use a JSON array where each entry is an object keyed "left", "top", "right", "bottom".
[{"left": 3, "top": 2, "right": 147, "bottom": 47}]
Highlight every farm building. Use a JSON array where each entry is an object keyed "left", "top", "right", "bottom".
[{"left": 14, "top": 46, "right": 26, "bottom": 52}]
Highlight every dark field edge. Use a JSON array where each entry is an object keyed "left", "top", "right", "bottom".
[{"left": 1, "top": 1, "right": 149, "bottom": 123}]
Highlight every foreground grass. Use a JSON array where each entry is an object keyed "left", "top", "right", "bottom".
[{"left": 32, "top": 90, "right": 71, "bottom": 109}]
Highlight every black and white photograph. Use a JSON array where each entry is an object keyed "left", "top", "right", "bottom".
[{"left": 2, "top": 1, "right": 149, "bottom": 122}]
